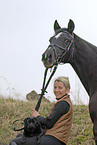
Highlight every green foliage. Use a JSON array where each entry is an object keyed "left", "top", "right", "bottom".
[{"left": 0, "top": 97, "right": 95, "bottom": 144}]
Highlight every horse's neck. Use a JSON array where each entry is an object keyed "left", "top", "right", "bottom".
[{"left": 70, "top": 34, "right": 97, "bottom": 96}]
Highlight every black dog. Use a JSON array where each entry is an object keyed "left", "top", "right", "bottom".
[{"left": 22, "top": 116, "right": 45, "bottom": 144}]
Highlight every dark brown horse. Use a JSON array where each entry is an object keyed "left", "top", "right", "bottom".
[{"left": 42, "top": 19, "right": 97, "bottom": 144}]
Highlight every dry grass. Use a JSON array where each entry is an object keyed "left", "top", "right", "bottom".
[
  {"left": 0, "top": 97, "right": 95, "bottom": 144},
  {"left": 68, "top": 105, "right": 95, "bottom": 145}
]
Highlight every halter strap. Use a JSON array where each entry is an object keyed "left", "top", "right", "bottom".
[
  {"left": 35, "top": 65, "right": 58, "bottom": 111},
  {"left": 49, "top": 31, "right": 74, "bottom": 65}
]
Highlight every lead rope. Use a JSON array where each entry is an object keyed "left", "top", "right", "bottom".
[
  {"left": 12, "top": 65, "right": 58, "bottom": 131},
  {"left": 35, "top": 65, "right": 58, "bottom": 111}
]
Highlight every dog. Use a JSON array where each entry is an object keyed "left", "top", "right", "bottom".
[{"left": 22, "top": 116, "right": 45, "bottom": 144}]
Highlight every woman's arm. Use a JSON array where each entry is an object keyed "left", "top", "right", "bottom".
[{"left": 37, "top": 101, "right": 70, "bottom": 129}]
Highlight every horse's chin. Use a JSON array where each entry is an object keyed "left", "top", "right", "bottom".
[
  {"left": 43, "top": 62, "right": 54, "bottom": 68},
  {"left": 43, "top": 63, "right": 53, "bottom": 68}
]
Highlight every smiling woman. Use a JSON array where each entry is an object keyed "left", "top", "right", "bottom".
[
  {"left": 54, "top": 76, "right": 70, "bottom": 100},
  {"left": 9, "top": 76, "right": 73, "bottom": 145}
]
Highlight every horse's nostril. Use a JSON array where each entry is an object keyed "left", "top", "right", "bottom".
[
  {"left": 48, "top": 54, "right": 52, "bottom": 60},
  {"left": 42, "top": 52, "right": 52, "bottom": 62}
]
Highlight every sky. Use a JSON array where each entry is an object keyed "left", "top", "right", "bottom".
[{"left": 0, "top": 0, "right": 97, "bottom": 105}]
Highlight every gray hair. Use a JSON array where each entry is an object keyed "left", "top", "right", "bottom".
[{"left": 54, "top": 76, "right": 70, "bottom": 90}]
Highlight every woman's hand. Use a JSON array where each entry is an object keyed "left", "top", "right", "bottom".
[{"left": 32, "top": 109, "right": 40, "bottom": 117}]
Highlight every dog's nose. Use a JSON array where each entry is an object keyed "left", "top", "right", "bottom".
[{"left": 29, "top": 122, "right": 35, "bottom": 130}]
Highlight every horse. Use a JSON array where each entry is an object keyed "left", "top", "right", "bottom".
[{"left": 42, "top": 19, "right": 97, "bottom": 144}]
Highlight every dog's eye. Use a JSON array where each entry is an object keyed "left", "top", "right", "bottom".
[
  {"left": 36, "top": 122, "right": 40, "bottom": 127},
  {"left": 28, "top": 119, "right": 33, "bottom": 123}
]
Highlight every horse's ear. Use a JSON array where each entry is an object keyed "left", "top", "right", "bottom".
[
  {"left": 54, "top": 20, "right": 61, "bottom": 32},
  {"left": 67, "top": 19, "right": 75, "bottom": 34}
]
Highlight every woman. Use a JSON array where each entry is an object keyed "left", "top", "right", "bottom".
[{"left": 9, "top": 76, "right": 73, "bottom": 145}]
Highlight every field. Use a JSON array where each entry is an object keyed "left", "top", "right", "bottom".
[{"left": 0, "top": 97, "right": 95, "bottom": 145}]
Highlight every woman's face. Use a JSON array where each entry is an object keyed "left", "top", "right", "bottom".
[{"left": 54, "top": 81, "right": 69, "bottom": 100}]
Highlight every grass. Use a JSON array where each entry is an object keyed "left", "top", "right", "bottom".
[{"left": 0, "top": 97, "right": 95, "bottom": 144}]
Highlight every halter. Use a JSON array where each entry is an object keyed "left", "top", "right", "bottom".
[
  {"left": 35, "top": 65, "right": 57, "bottom": 111},
  {"left": 48, "top": 31, "right": 74, "bottom": 64}
]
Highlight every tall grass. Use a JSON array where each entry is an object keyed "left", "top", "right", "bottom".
[{"left": 0, "top": 97, "right": 95, "bottom": 144}]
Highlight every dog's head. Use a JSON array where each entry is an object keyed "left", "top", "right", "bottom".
[{"left": 24, "top": 116, "right": 41, "bottom": 135}]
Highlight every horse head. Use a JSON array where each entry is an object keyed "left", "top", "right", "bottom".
[{"left": 42, "top": 19, "right": 75, "bottom": 68}]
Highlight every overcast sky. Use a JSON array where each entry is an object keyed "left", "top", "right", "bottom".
[{"left": 0, "top": 0, "right": 97, "bottom": 104}]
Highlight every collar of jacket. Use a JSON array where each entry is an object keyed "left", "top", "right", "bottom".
[{"left": 56, "top": 94, "right": 68, "bottom": 100}]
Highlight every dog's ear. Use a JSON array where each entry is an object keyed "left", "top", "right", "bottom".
[
  {"left": 24, "top": 117, "right": 29, "bottom": 122},
  {"left": 33, "top": 117, "right": 38, "bottom": 122}
]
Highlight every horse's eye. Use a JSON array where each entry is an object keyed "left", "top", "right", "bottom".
[
  {"left": 64, "top": 39, "right": 70, "bottom": 44},
  {"left": 65, "top": 39, "right": 69, "bottom": 43}
]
